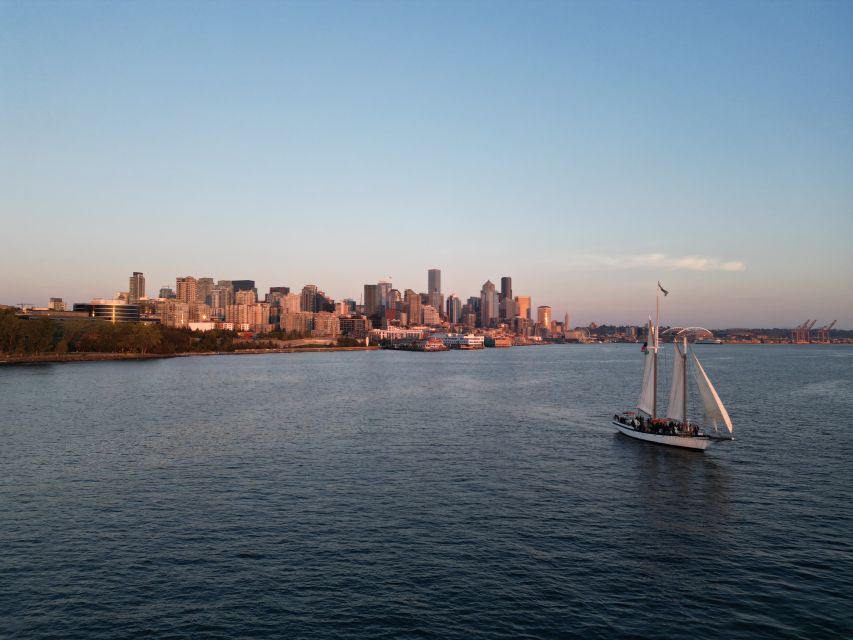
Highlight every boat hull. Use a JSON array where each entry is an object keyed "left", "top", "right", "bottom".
[{"left": 611, "top": 421, "right": 712, "bottom": 450}]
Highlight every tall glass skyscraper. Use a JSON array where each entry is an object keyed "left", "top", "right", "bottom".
[{"left": 428, "top": 269, "right": 442, "bottom": 312}]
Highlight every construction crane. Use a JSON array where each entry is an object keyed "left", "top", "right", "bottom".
[{"left": 815, "top": 320, "right": 837, "bottom": 343}]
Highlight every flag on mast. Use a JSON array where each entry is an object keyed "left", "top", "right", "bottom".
[{"left": 657, "top": 281, "right": 669, "bottom": 296}]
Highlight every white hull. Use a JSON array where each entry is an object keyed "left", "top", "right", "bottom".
[{"left": 611, "top": 421, "right": 713, "bottom": 450}]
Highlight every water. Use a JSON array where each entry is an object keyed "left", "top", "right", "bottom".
[{"left": 1, "top": 345, "right": 851, "bottom": 638}]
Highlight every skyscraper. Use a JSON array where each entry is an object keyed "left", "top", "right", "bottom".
[
  {"left": 500, "top": 277, "right": 512, "bottom": 302},
  {"left": 404, "top": 289, "right": 421, "bottom": 326},
  {"left": 537, "top": 306, "right": 552, "bottom": 333},
  {"left": 364, "top": 284, "right": 380, "bottom": 317},
  {"left": 301, "top": 284, "right": 318, "bottom": 313},
  {"left": 480, "top": 280, "right": 498, "bottom": 328},
  {"left": 446, "top": 294, "right": 461, "bottom": 324},
  {"left": 428, "top": 269, "right": 442, "bottom": 312},
  {"left": 129, "top": 272, "right": 145, "bottom": 302}
]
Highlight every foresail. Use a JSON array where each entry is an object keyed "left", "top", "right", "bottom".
[
  {"left": 637, "top": 348, "right": 655, "bottom": 416},
  {"left": 691, "top": 351, "right": 733, "bottom": 433},
  {"left": 666, "top": 345, "right": 685, "bottom": 422}
]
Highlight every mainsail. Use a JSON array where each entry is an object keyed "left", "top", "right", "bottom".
[
  {"left": 691, "top": 351, "right": 733, "bottom": 433},
  {"left": 666, "top": 343, "right": 685, "bottom": 422},
  {"left": 637, "top": 324, "right": 656, "bottom": 415}
]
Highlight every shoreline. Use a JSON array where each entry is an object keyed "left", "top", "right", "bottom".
[{"left": 0, "top": 346, "right": 380, "bottom": 366}]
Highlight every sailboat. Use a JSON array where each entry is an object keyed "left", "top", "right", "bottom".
[{"left": 611, "top": 283, "right": 734, "bottom": 451}]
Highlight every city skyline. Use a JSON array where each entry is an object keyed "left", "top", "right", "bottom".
[{"left": 2, "top": 1, "right": 852, "bottom": 328}]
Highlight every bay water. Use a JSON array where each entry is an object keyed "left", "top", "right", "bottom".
[{"left": 1, "top": 345, "right": 851, "bottom": 638}]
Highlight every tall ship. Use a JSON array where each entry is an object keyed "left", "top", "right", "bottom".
[{"left": 611, "top": 283, "right": 734, "bottom": 451}]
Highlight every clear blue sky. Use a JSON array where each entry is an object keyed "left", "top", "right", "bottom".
[{"left": 2, "top": 0, "right": 852, "bottom": 328}]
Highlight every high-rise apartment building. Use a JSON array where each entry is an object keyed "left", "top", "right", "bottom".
[
  {"left": 129, "top": 272, "right": 145, "bottom": 302},
  {"left": 176, "top": 277, "right": 198, "bottom": 303},
  {"left": 197, "top": 277, "right": 214, "bottom": 305},
  {"left": 480, "top": 281, "right": 498, "bottom": 328},
  {"left": 159, "top": 287, "right": 176, "bottom": 299},
  {"left": 301, "top": 284, "right": 319, "bottom": 313},
  {"left": 235, "top": 289, "right": 256, "bottom": 305}
]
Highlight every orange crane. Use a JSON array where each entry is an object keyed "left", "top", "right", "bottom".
[
  {"left": 792, "top": 319, "right": 811, "bottom": 343},
  {"left": 815, "top": 320, "right": 837, "bottom": 343}
]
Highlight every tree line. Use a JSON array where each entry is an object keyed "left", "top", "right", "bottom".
[
  {"left": 0, "top": 308, "right": 235, "bottom": 356},
  {"left": 0, "top": 309, "right": 363, "bottom": 356}
]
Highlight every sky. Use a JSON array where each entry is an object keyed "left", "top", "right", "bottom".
[{"left": 2, "top": 0, "right": 852, "bottom": 328}]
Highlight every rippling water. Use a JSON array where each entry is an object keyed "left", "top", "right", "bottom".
[{"left": 1, "top": 345, "right": 851, "bottom": 638}]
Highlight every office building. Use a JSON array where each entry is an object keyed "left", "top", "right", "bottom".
[
  {"left": 446, "top": 294, "right": 461, "bottom": 325},
  {"left": 428, "top": 269, "right": 442, "bottom": 313},
  {"left": 515, "top": 296, "right": 531, "bottom": 320},
  {"left": 129, "top": 272, "right": 145, "bottom": 302},
  {"left": 480, "top": 281, "right": 498, "bottom": 328}
]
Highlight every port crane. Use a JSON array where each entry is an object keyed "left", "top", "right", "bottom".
[{"left": 815, "top": 320, "right": 837, "bottom": 343}]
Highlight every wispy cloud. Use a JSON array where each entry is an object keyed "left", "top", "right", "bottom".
[{"left": 573, "top": 253, "right": 746, "bottom": 272}]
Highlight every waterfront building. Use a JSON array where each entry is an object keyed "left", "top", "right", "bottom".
[
  {"left": 515, "top": 296, "right": 531, "bottom": 320},
  {"left": 129, "top": 272, "right": 145, "bottom": 303},
  {"left": 225, "top": 302, "right": 270, "bottom": 332},
  {"left": 312, "top": 312, "right": 340, "bottom": 338},
  {"left": 280, "top": 311, "right": 314, "bottom": 335},
  {"left": 513, "top": 316, "right": 533, "bottom": 336},
  {"left": 74, "top": 299, "right": 141, "bottom": 323},
  {"left": 155, "top": 300, "right": 190, "bottom": 327},
  {"left": 463, "top": 312, "right": 477, "bottom": 329},
  {"left": 339, "top": 315, "right": 371, "bottom": 338},
  {"left": 368, "top": 327, "right": 426, "bottom": 343},
  {"left": 422, "top": 304, "right": 440, "bottom": 326},
  {"left": 480, "top": 281, "right": 498, "bottom": 328},
  {"left": 176, "top": 276, "right": 198, "bottom": 304}
]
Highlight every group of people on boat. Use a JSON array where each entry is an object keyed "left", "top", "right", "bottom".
[{"left": 613, "top": 414, "right": 700, "bottom": 437}]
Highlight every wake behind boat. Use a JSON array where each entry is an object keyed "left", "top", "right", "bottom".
[{"left": 612, "top": 283, "right": 734, "bottom": 451}]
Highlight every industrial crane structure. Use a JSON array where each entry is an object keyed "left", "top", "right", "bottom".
[{"left": 815, "top": 320, "right": 837, "bottom": 343}]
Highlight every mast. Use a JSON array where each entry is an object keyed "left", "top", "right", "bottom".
[
  {"left": 682, "top": 335, "right": 688, "bottom": 425},
  {"left": 653, "top": 285, "right": 660, "bottom": 419}
]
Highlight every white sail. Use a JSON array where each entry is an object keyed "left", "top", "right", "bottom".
[
  {"left": 666, "top": 343, "right": 685, "bottom": 422},
  {"left": 637, "top": 324, "right": 656, "bottom": 415},
  {"left": 691, "top": 351, "right": 733, "bottom": 433}
]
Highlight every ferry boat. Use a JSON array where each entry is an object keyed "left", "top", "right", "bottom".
[{"left": 611, "top": 283, "right": 734, "bottom": 451}]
